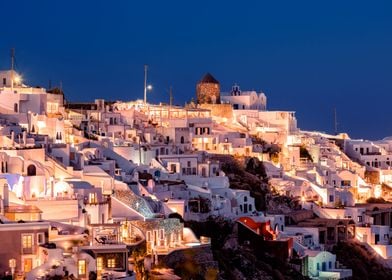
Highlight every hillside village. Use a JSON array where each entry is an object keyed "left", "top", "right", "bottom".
[{"left": 1, "top": 67, "right": 392, "bottom": 280}]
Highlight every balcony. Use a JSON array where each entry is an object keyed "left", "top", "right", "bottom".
[{"left": 22, "top": 246, "right": 34, "bottom": 255}]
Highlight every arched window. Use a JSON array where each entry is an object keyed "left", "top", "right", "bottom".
[
  {"left": 14, "top": 103, "right": 18, "bottom": 113},
  {"left": 27, "top": 164, "right": 37, "bottom": 176},
  {"left": 244, "top": 196, "right": 248, "bottom": 202},
  {"left": 180, "top": 136, "right": 185, "bottom": 144}
]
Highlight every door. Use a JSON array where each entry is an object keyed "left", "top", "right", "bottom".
[
  {"left": 321, "top": 262, "right": 326, "bottom": 271},
  {"left": 201, "top": 167, "right": 207, "bottom": 177},
  {"left": 24, "top": 258, "right": 33, "bottom": 272}
]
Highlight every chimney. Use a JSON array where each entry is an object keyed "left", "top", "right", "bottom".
[
  {"left": 23, "top": 130, "right": 27, "bottom": 146},
  {"left": 11, "top": 130, "right": 15, "bottom": 147}
]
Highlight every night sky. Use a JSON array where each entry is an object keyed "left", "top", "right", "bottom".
[{"left": 1, "top": 1, "right": 391, "bottom": 140}]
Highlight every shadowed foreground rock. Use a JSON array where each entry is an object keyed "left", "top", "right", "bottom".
[{"left": 160, "top": 246, "right": 218, "bottom": 280}]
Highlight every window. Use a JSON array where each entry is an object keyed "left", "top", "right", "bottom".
[
  {"left": 341, "top": 180, "right": 351, "bottom": 187},
  {"left": 159, "top": 229, "right": 164, "bottom": 240},
  {"left": 249, "top": 204, "right": 252, "bottom": 211},
  {"left": 3, "top": 78, "right": 6, "bottom": 85},
  {"left": 22, "top": 234, "right": 33, "bottom": 248},
  {"left": 107, "top": 258, "right": 116, "bottom": 268},
  {"left": 187, "top": 161, "right": 191, "bottom": 167},
  {"left": 37, "top": 232, "right": 45, "bottom": 245},
  {"left": 78, "top": 260, "right": 86, "bottom": 276},
  {"left": 97, "top": 257, "right": 103, "bottom": 272},
  {"left": 89, "top": 193, "right": 97, "bottom": 204},
  {"left": 22, "top": 234, "right": 33, "bottom": 254},
  {"left": 358, "top": 216, "right": 363, "bottom": 223},
  {"left": 146, "top": 231, "right": 152, "bottom": 242},
  {"left": 14, "top": 103, "right": 18, "bottom": 113},
  {"left": 244, "top": 196, "right": 248, "bottom": 202},
  {"left": 329, "top": 261, "right": 332, "bottom": 269},
  {"left": 27, "top": 164, "right": 37, "bottom": 176},
  {"left": 317, "top": 263, "right": 320, "bottom": 270},
  {"left": 329, "top": 195, "right": 334, "bottom": 203}
]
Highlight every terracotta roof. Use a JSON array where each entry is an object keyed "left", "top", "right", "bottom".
[
  {"left": 5, "top": 205, "right": 42, "bottom": 213},
  {"left": 199, "top": 73, "right": 219, "bottom": 84}
]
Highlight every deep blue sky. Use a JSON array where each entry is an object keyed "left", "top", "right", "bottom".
[{"left": 1, "top": 1, "right": 392, "bottom": 140}]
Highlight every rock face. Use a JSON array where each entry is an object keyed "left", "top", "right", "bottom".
[{"left": 160, "top": 246, "right": 218, "bottom": 279}]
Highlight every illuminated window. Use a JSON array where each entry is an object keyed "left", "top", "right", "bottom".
[
  {"left": 78, "top": 260, "right": 86, "bottom": 276},
  {"left": 96, "top": 257, "right": 103, "bottom": 272},
  {"left": 22, "top": 234, "right": 33, "bottom": 251},
  {"left": 89, "top": 193, "right": 97, "bottom": 204},
  {"left": 107, "top": 258, "right": 116, "bottom": 268}
]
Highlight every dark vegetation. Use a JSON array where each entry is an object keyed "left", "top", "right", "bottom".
[
  {"left": 332, "top": 241, "right": 392, "bottom": 280},
  {"left": 366, "top": 197, "right": 387, "bottom": 203},
  {"left": 186, "top": 216, "right": 307, "bottom": 280},
  {"left": 220, "top": 156, "right": 269, "bottom": 211}
]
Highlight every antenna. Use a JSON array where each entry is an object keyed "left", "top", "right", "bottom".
[
  {"left": 143, "top": 65, "right": 148, "bottom": 104},
  {"left": 169, "top": 86, "right": 173, "bottom": 107},
  {"left": 334, "top": 107, "right": 338, "bottom": 135},
  {"left": 10, "top": 48, "right": 15, "bottom": 90}
]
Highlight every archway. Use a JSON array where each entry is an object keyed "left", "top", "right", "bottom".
[{"left": 27, "top": 164, "right": 36, "bottom": 176}]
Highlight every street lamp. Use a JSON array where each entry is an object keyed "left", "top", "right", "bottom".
[
  {"left": 143, "top": 65, "right": 153, "bottom": 104},
  {"left": 9, "top": 258, "right": 16, "bottom": 277}
]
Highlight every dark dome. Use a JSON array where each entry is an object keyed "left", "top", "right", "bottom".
[{"left": 199, "top": 73, "right": 219, "bottom": 84}]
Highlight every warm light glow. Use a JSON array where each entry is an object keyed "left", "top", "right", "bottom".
[
  {"left": 374, "top": 185, "right": 382, "bottom": 198},
  {"left": 37, "top": 121, "right": 46, "bottom": 129},
  {"left": 14, "top": 75, "right": 22, "bottom": 84},
  {"left": 147, "top": 84, "right": 153, "bottom": 91},
  {"left": 54, "top": 180, "right": 69, "bottom": 194}
]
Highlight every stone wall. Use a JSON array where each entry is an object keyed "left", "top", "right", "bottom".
[
  {"left": 197, "top": 83, "right": 221, "bottom": 104},
  {"left": 198, "top": 104, "right": 233, "bottom": 119}
]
